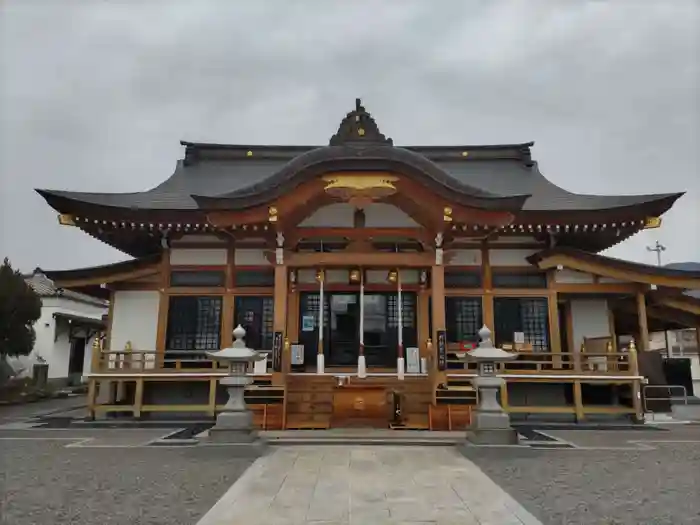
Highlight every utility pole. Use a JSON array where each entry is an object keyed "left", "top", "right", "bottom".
[{"left": 646, "top": 240, "right": 666, "bottom": 267}]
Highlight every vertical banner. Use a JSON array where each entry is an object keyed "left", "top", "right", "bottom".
[
  {"left": 272, "top": 331, "right": 283, "bottom": 372},
  {"left": 437, "top": 330, "right": 447, "bottom": 371}
]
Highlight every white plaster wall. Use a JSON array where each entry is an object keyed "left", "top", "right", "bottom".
[
  {"left": 171, "top": 234, "right": 225, "bottom": 245},
  {"left": 599, "top": 277, "right": 626, "bottom": 283},
  {"left": 9, "top": 296, "right": 106, "bottom": 380},
  {"left": 170, "top": 248, "right": 227, "bottom": 265},
  {"left": 488, "top": 249, "right": 538, "bottom": 266},
  {"left": 110, "top": 291, "right": 160, "bottom": 351},
  {"left": 570, "top": 299, "right": 611, "bottom": 351},
  {"left": 234, "top": 249, "right": 270, "bottom": 266},
  {"left": 448, "top": 249, "right": 481, "bottom": 266},
  {"left": 299, "top": 203, "right": 354, "bottom": 227},
  {"left": 363, "top": 203, "right": 418, "bottom": 227},
  {"left": 554, "top": 269, "right": 595, "bottom": 284},
  {"left": 299, "top": 203, "right": 418, "bottom": 228}
]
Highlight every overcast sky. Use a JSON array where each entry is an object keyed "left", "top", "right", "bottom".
[{"left": 1, "top": 0, "right": 698, "bottom": 272}]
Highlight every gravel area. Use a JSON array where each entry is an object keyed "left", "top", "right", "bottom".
[
  {"left": 462, "top": 426, "right": 700, "bottom": 525},
  {"left": 0, "top": 440, "right": 253, "bottom": 525}
]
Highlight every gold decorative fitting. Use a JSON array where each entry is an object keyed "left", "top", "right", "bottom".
[
  {"left": 387, "top": 269, "right": 398, "bottom": 284},
  {"left": 124, "top": 341, "right": 133, "bottom": 351},
  {"left": 315, "top": 269, "right": 325, "bottom": 283},
  {"left": 443, "top": 206, "right": 453, "bottom": 222},
  {"left": 461, "top": 151, "right": 469, "bottom": 157},
  {"left": 426, "top": 338, "right": 433, "bottom": 350},
  {"left": 357, "top": 127, "right": 365, "bottom": 136},
  {"left": 284, "top": 338, "right": 291, "bottom": 351},
  {"left": 58, "top": 214, "right": 76, "bottom": 226},
  {"left": 246, "top": 150, "right": 253, "bottom": 157},
  {"left": 628, "top": 338, "right": 637, "bottom": 352},
  {"left": 349, "top": 268, "right": 361, "bottom": 283},
  {"left": 643, "top": 216, "right": 662, "bottom": 229},
  {"left": 322, "top": 174, "right": 398, "bottom": 208},
  {"left": 268, "top": 206, "right": 278, "bottom": 222}
]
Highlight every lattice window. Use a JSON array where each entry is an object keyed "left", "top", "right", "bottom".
[
  {"left": 166, "top": 296, "right": 222, "bottom": 351},
  {"left": 446, "top": 297, "right": 483, "bottom": 343},
  {"left": 387, "top": 293, "right": 416, "bottom": 328},
  {"left": 494, "top": 297, "right": 550, "bottom": 352},
  {"left": 519, "top": 298, "right": 549, "bottom": 351},
  {"left": 234, "top": 296, "right": 274, "bottom": 350},
  {"left": 302, "top": 293, "right": 329, "bottom": 328}
]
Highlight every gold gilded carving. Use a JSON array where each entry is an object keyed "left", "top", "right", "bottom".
[
  {"left": 268, "top": 206, "right": 278, "bottom": 223},
  {"left": 643, "top": 217, "right": 661, "bottom": 229},
  {"left": 322, "top": 174, "right": 398, "bottom": 207},
  {"left": 58, "top": 214, "right": 76, "bottom": 226},
  {"left": 443, "top": 206, "right": 453, "bottom": 222}
]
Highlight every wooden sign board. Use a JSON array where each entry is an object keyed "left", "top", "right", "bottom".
[
  {"left": 272, "top": 331, "right": 283, "bottom": 372},
  {"left": 437, "top": 330, "right": 447, "bottom": 371}
]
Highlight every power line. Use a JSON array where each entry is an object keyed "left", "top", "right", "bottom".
[{"left": 646, "top": 240, "right": 666, "bottom": 267}]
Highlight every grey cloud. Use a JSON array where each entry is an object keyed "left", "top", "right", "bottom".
[{"left": 1, "top": 0, "right": 698, "bottom": 271}]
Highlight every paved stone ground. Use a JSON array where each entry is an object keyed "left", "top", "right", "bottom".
[
  {"left": 2, "top": 398, "right": 699, "bottom": 525},
  {"left": 196, "top": 445, "right": 542, "bottom": 525},
  {"left": 0, "top": 398, "right": 253, "bottom": 525},
  {"left": 462, "top": 425, "right": 700, "bottom": 525}
]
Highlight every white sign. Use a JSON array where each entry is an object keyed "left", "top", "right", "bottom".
[
  {"left": 406, "top": 347, "right": 420, "bottom": 373},
  {"left": 514, "top": 332, "right": 525, "bottom": 344},
  {"left": 291, "top": 344, "right": 304, "bottom": 364}
]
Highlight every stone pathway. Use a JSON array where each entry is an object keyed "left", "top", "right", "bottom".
[{"left": 196, "top": 445, "right": 542, "bottom": 525}]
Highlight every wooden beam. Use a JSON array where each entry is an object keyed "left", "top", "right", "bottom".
[
  {"left": 155, "top": 250, "right": 170, "bottom": 361},
  {"left": 553, "top": 283, "right": 643, "bottom": 294},
  {"left": 548, "top": 291, "right": 562, "bottom": 368},
  {"left": 636, "top": 291, "right": 649, "bottom": 351},
  {"left": 292, "top": 227, "right": 430, "bottom": 243},
  {"left": 535, "top": 254, "right": 700, "bottom": 290},
  {"left": 653, "top": 296, "right": 700, "bottom": 317},
  {"left": 53, "top": 265, "right": 160, "bottom": 289},
  {"left": 285, "top": 250, "right": 434, "bottom": 267},
  {"left": 273, "top": 265, "right": 288, "bottom": 383},
  {"left": 431, "top": 264, "right": 446, "bottom": 385}
]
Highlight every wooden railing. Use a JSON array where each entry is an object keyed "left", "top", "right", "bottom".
[
  {"left": 91, "top": 349, "right": 272, "bottom": 374},
  {"left": 446, "top": 349, "right": 639, "bottom": 376}
]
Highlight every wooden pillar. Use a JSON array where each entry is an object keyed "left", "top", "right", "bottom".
[
  {"left": 481, "top": 244, "right": 494, "bottom": 330},
  {"left": 628, "top": 343, "right": 643, "bottom": 421},
  {"left": 417, "top": 289, "right": 430, "bottom": 360},
  {"left": 155, "top": 248, "right": 170, "bottom": 366},
  {"left": 607, "top": 304, "right": 618, "bottom": 352},
  {"left": 222, "top": 243, "right": 236, "bottom": 348},
  {"left": 272, "top": 264, "right": 288, "bottom": 384},
  {"left": 431, "top": 264, "right": 446, "bottom": 386},
  {"left": 636, "top": 292, "right": 650, "bottom": 351},
  {"left": 573, "top": 380, "right": 584, "bottom": 422},
  {"left": 548, "top": 291, "right": 562, "bottom": 368}
]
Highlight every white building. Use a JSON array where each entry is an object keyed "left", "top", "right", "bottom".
[{"left": 9, "top": 270, "right": 108, "bottom": 386}]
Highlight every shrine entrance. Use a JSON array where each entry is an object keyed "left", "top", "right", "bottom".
[{"left": 298, "top": 292, "right": 417, "bottom": 369}]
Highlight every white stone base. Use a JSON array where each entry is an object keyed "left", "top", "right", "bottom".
[
  {"left": 397, "top": 357, "right": 405, "bottom": 380},
  {"left": 357, "top": 354, "right": 367, "bottom": 378},
  {"left": 316, "top": 353, "right": 325, "bottom": 374}
]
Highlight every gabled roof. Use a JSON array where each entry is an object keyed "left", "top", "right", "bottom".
[{"left": 25, "top": 270, "right": 109, "bottom": 306}]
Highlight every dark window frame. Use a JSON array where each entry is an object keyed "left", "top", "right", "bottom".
[
  {"left": 492, "top": 271, "right": 547, "bottom": 289},
  {"left": 169, "top": 269, "right": 226, "bottom": 288},
  {"left": 234, "top": 296, "right": 275, "bottom": 350},
  {"left": 493, "top": 296, "right": 550, "bottom": 352},
  {"left": 444, "top": 269, "right": 482, "bottom": 288},
  {"left": 165, "top": 296, "right": 223, "bottom": 353},
  {"left": 445, "top": 297, "right": 483, "bottom": 344},
  {"left": 234, "top": 268, "right": 275, "bottom": 287}
]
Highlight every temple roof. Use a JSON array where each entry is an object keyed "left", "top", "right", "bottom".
[
  {"left": 37, "top": 98, "right": 682, "bottom": 218},
  {"left": 36, "top": 146, "right": 680, "bottom": 214}
]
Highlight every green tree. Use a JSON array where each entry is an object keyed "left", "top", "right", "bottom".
[{"left": 0, "top": 258, "right": 42, "bottom": 357}]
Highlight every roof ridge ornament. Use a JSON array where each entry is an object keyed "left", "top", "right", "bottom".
[{"left": 329, "top": 98, "right": 393, "bottom": 147}]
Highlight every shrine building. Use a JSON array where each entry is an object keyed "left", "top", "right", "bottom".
[{"left": 37, "top": 99, "right": 700, "bottom": 429}]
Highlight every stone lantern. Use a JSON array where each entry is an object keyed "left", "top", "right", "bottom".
[
  {"left": 465, "top": 325, "right": 519, "bottom": 445},
  {"left": 205, "top": 325, "right": 266, "bottom": 454}
]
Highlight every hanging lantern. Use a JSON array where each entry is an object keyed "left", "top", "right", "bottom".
[
  {"left": 315, "top": 268, "right": 325, "bottom": 283},
  {"left": 387, "top": 269, "right": 398, "bottom": 284},
  {"left": 349, "top": 268, "right": 362, "bottom": 284}
]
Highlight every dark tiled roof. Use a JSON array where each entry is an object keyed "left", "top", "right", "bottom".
[
  {"left": 36, "top": 150, "right": 681, "bottom": 214},
  {"left": 35, "top": 99, "right": 683, "bottom": 217}
]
